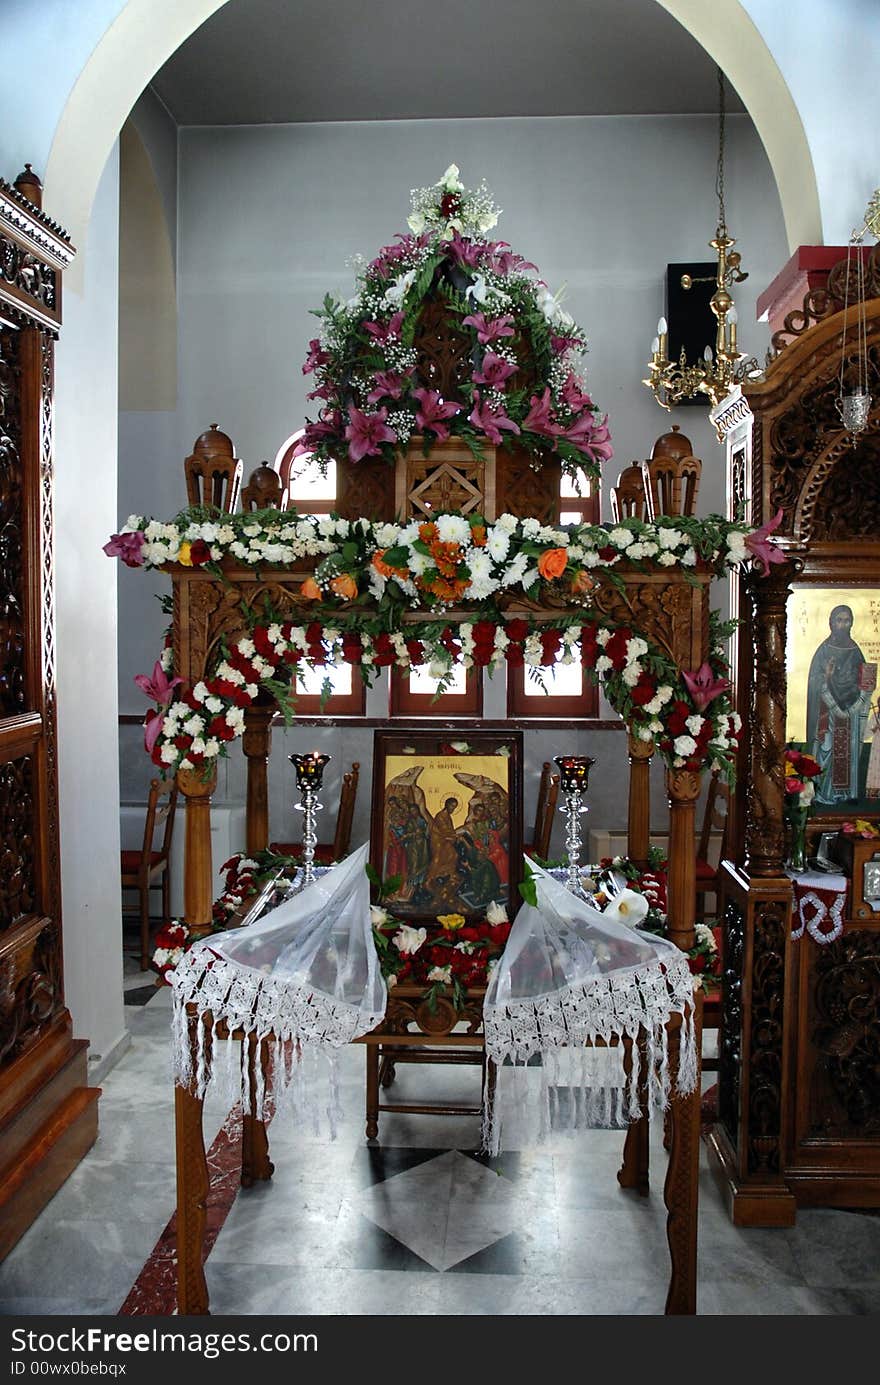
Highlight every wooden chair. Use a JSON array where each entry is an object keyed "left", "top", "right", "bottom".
[
  {"left": 610, "top": 461, "right": 650, "bottom": 523},
  {"left": 524, "top": 761, "right": 560, "bottom": 860},
  {"left": 183, "top": 424, "right": 243, "bottom": 513},
  {"left": 240, "top": 461, "right": 286, "bottom": 512},
  {"left": 271, "top": 762, "right": 360, "bottom": 865},
  {"left": 644, "top": 425, "right": 701, "bottom": 520},
  {"left": 121, "top": 777, "right": 178, "bottom": 971}
]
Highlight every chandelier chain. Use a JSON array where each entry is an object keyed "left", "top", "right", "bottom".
[{"left": 715, "top": 66, "right": 726, "bottom": 235}]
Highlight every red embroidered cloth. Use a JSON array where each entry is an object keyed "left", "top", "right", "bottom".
[{"left": 787, "top": 869, "right": 848, "bottom": 944}]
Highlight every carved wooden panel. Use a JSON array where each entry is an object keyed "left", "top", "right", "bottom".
[
  {"left": 0, "top": 328, "right": 24, "bottom": 719},
  {"left": 0, "top": 234, "right": 56, "bottom": 315},
  {"left": 335, "top": 456, "right": 396, "bottom": 522},
  {"left": 807, "top": 931, "right": 880, "bottom": 1138},
  {"left": 0, "top": 917, "right": 59, "bottom": 1065},
  {"left": 411, "top": 298, "right": 473, "bottom": 403},
  {"left": 719, "top": 897, "right": 744, "bottom": 1146},
  {"left": 589, "top": 574, "right": 710, "bottom": 671},
  {"left": 402, "top": 453, "right": 486, "bottom": 519},
  {"left": 495, "top": 447, "right": 560, "bottom": 524},
  {"left": 747, "top": 898, "right": 787, "bottom": 1175},
  {"left": 0, "top": 756, "right": 35, "bottom": 930}
]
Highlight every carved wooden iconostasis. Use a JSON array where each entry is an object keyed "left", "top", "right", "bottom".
[
  {"left": 0, "top": 168, "right": 99, "bottom": 1259},
  {"left": 711, "top": 251, "right": 880, "bottom": 1224}
]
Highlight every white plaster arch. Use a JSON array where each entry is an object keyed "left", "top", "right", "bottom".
[
  {"left": 45, "top": 0, "right": 818, "bottom": 279},
  {"left": 44, "top": 0, "right": 233, "bottom": 288},
  {"left": 657, "top": 0, "right": 822, "bottom": 250}
]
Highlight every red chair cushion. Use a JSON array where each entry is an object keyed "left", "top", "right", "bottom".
[
  {"left": 695, "top": 857, "right": 717, "bottom": 882},
  {"left": 121, "top": 850, "right": 165, "bottom": 872}
]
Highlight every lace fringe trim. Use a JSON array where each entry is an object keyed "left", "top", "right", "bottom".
[
  {"left": 481, "top": 953, "right": 698, "bottom": 1155},
  {"left": 170, "top": 948, "right": 385, "bottom": 1125}
]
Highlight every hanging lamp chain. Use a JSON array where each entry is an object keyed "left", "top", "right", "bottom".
[{"left": 715, "top": 65, "right": 727, "bottom": 237}]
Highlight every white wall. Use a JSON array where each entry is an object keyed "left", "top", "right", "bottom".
[
  {"left": 55, "top": 147, "right": 128, "bottom": 1072},
  {"left": 740, "top": 0, "right": 880, "bottom": 243}
]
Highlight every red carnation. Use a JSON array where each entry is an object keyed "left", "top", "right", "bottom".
[
  {"left": 189, "top": 539, "right": 211, "bottom": 566},
  {"left": 603, "top": 628, "right": 631, "bottom": 669},
  {"left": 505, "top": 644, "right": 525, "bottom": 668},
  {"left": 373, "top": 633, "right": 397, "bottom": 667},
  {"left": 505, "top": 619, "right": 529, "bottom": 643},
  {"left": 341, "top": 633, "right": 363, "bottom": 665},
  {"left": 630, "top": 673, "right": 658, "bottom": 706},
  {"left": 405, "top": 639, "right": 424, "bottom": 666},
  {"left": 581, "top": 626, "right": 599, "bottom": 667}
]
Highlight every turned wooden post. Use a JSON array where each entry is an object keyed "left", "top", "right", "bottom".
[
  {"left": 743, "top": 560, "right": 801, "bottom": 877},
  {"left": 627, "top": 732, "right": 654, "bottom": 869},
  {"left": 666, "top": 767, "right": 702, "bottom": 953},
  {"left": 242, "top": 702, "right": 275, "bottom": 855},
  {"left": 177, "top": 764, "right": 218, "bottom": 934}
]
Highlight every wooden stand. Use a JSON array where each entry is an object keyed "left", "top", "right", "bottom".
[{"left": 174, "top": 1000, "right": 702, "bottom": 1316}]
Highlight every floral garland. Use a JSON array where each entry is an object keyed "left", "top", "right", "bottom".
[
  {"left": 106, "top": 507, "right": 785, "bottom": 782},
  {"left": 131, "top": 609, "right": 740, "bottom": 783},
  {"left": 298, "top": 165, "right": 612, "bottom": 482}
]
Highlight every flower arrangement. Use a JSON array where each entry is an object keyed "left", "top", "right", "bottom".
[
  {"left": 783, "top": 744, "right": 822, "bottom": 872},
  {"left": 152, "top": 921, "right": 191, "bottom": 979},
  {"left": 298, "top": 165, "right": 612, "bottom": 483},
  {"left": 370, "top": 898, "right": 511, "bottom": 1010},
  {"left": 586, "top": 851, "right": 720, "bottom": 990}
]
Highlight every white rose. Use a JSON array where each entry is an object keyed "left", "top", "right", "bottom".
[
  {"left": 673, "top": 734, "right": 698, "bottom": 756},
  {"left": 486, "top": 900, "right": 508, "bottom": 924},
  {"left": 370, "top": 905, "right": 391, "bottom": 926},
  {"left": 393, "top": 925, "right": 427, "bottom": 956},
  {"left": 427, "top": 965, "right": 452, "bottom": 984}
]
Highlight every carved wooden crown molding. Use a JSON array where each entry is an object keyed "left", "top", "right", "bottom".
[
  {"left": 0, "top": 180, "right": 73, "bottom": 269},
  {"left": 770, "top": 243, "right": 880, "bottom": 355}
]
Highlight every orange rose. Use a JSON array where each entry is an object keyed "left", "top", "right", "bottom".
[
  {"left": 299, "top": 577, "right": 322, "bottom": 601},
  {"left": 372, "top": 550, "right": 396, "bottom": 578},
  {"left": 570, "top": 568, "right": 594, "bottom": 597},
  {"left": 537, "top": 547, "right": 568, "bottom": 581},
  {"left": 329, "top": 573, "right": 358, "bottom": 601}
]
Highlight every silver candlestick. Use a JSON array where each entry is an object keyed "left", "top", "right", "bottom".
[
  {"left": 554, "top": 756, "right": 595, "bottom": 894},
  {"left": 290, "top": 752, "right": 330, "bottom": 890}
]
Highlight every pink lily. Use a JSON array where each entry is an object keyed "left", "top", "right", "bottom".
[
  {"left": 413, "top": 388, "right": 460, "bottom": 442},
  {"left": 303, "top": 410, "right": 343, "bottom": 446},
  {"left": 473, "top": 352, "right": 518, "bottom": 388},
  {"left": 445, "top": 232, "right": 484, "bottom": 269},
  {"left": 306, "top": 382, "right": 335, "bottom": 402},
  {"left": 134, "top": 659, "right": 182, "bottom": 707},
  {"left": 363, "top": 311, "right": 404, "bottom": 344},
  {"left": 468, "top": 391, "right": 521, "bottom": 446},
  {"left": 682, "top": 662, "right": 731, "bottom": 711},
  {"left": 560, "top": 372, "right": 594, "bottom": 413},
  {"left": 462, "top": 312, "right": 515, "bottom": 346},
  {"left": 344, "top": 405, "right": 397, "bottom": 463},
  {"left": 143, "top": 710, "right": 165, "bottom": 756},
  {"left": 103, "top": 530, "right": 146, "bottom": 567},
  {"left": 559, "top": 412, "right": 614, "bottom": 462},
  {"left": 522, "top": 388, "right": 557, "bottom": 437},
  {"left": 744, "top": 509, "right": 786, "bottom": 576},
  {"left": 485, "top": 242, "right": 537, "bottom": 275},
  {"left": 550, "top": 331, "right": 586, "bottom": 356},
  {"left": 367, "top": 370, "right": 407, "bottom": 405},
  {"left": 302, "top": 338, "right": 329, "bottom": 376}
]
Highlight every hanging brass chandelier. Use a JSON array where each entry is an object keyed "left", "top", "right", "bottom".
[{"left": 643, "top": 68, "right": 757, "bottom": 412}]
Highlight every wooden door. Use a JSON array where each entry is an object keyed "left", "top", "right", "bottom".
[{"left": 0, "top": 170, "right": 99, "bottom": 1259}]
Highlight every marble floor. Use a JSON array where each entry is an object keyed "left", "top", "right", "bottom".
[{"left": 0, "top": 944, "right": 878, "bottom": 1317}]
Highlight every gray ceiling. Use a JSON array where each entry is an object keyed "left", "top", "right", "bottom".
[{"left": 151, "top": 0, "right": 745, "bottom": 125}]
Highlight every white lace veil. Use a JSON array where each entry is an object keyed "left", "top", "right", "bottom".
[{"left": 481, "top": 861, "right": 697, "bottom": 1154}]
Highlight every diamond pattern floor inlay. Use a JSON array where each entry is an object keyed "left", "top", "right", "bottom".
[{"left": 353, "top": 1150, "right": 522, "bottom": 1271}]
